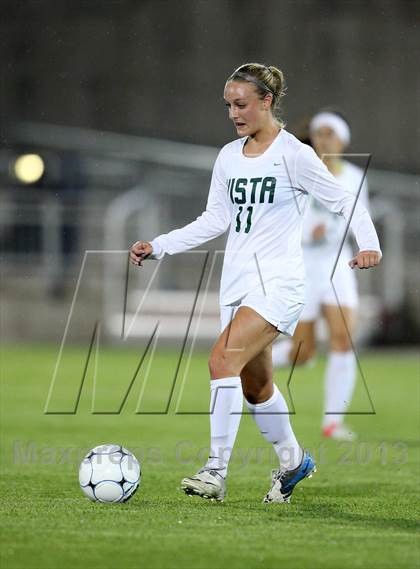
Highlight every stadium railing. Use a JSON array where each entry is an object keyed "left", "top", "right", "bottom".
[{"left": 1, "top": 122, "right": 418, "bottom": 345}]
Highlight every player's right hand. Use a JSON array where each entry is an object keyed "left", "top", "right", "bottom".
[{"left": 129, "top": 241, "right": 153, "bottom": 267}]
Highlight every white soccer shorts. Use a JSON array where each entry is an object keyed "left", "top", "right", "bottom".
[{"left": 219, "top": 279, "right": 305, "bottom": 337}]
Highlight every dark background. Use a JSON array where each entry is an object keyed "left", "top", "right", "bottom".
[
  {"left": 1, "top": 0, "right": 419, "bottom": 346},
  {"left": 2, "top": 0, "right": 419, "bottom": 173}
]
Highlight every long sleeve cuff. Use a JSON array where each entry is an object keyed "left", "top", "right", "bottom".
[
  {"left": 350, "top": 208, "right": 382, "bottom": 254},
  {"left": 149, "top": 239, "right": 165, "bottom": 260}
]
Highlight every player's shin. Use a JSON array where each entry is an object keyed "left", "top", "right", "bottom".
[
  {"left": 205, "top": 377, "right": 243, "bottom": 477},
  {"left": 245, "top": 384, "right": 302, "bottom": 470}
]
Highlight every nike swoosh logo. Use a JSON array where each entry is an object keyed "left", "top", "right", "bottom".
[{"left": 302, "top": 464, "right": 309, "bottom": 474}]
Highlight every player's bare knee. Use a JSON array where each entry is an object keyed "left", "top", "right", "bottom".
[{"left": 208, "top": 350, "right": 239, "bottom": 379}]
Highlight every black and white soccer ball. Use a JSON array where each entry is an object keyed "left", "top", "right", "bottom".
[{"left": 79, "top": 444, "right": 141, "bottom": 503}]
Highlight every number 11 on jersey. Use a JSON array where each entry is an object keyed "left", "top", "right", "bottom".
[{"left": 235, "top": 206, "right": 254, "bottom": 233}]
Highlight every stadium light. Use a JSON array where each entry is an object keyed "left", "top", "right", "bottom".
[{"left": 13, "top": 153, "right": 45, "bottom": 184}]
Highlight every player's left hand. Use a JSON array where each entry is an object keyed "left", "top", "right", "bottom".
[{"left": 349, "top": 250, "right": 382, "bottom": 269}]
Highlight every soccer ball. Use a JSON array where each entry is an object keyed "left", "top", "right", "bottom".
[{"left": 79, "top": 444, "right": 141, "bottom": 503}]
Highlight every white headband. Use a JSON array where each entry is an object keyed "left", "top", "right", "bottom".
[{"left": 309, "top": 112, "right": 351, "bottom": 145}]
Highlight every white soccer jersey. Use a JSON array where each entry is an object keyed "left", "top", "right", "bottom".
[
  {"left": 150, "top": 129, "right": 380, "bottom": 306},
  {"left": 301, "top": 160, "right": 370, "bottom": 260}
]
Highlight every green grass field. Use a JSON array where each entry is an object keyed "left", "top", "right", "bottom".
[{"left": 1, "top": 345, "right": 419, "bottom": 569}]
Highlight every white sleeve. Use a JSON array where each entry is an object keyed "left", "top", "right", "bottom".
[
  {"left": 360, "top": 177, "right": 370, "bottom": 212},
  {"left": 294, "top": 145, "right": 381, "bottom": 253},
  {"left": 300, "top": 196, "right": 315, "bottom": 245},
  {"left": 149, "top": 150, "right": 231, "bottom": 259}
]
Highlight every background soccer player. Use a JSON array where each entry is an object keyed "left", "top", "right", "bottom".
[
  {"left": 130, "top": 64, "right": 381, "bottom": 503},
  {"left": 272, "top": 109, "right": 370, "bottom": 441}
]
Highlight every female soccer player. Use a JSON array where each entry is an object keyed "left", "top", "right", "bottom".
[
  {"left": 272, "top": 109, "right": 370, "bottom": 441},
  {"left": 129, "top": 63, "right": 381, "bottom": 503}
]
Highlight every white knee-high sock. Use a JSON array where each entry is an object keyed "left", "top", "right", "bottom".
[
  {"left": 205, "top": 376, "right": 243, "bottom": 477},
  {"left": 245, "top": 385, "right": 302, "bottom": 470},
  {"left": 323, "top": 351, "right": 357, "bottom": 428},
  {"left": 272, "top": 339, "right": 293, "bottom": 368}
]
